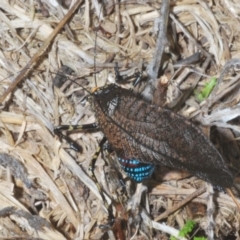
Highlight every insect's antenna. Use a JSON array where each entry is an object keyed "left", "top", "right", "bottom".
[
  {"left": 0, "top": 68, "right": 93, "bottom": 97},
  {"left": 71, "top": 79, "right": 92, "bottom": 96},
  {"left": 0, "top": 73, "right": 16, "bottom": 83},
  {"left": 94, "top": 23, "right": 98, "bottom": 87},
  {"left": 93, "top": 3, "right": 104, "bottom": 87}
]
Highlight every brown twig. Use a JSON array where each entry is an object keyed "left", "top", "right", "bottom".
[
  {"left": 142, "top": 0, "right": 170, "bottom": 102},
  {"left": 226, "top": 188, "right": 240, "bottom": 211},
  {"left": 154, "top": 186, "right": 207, "bottom": 221}
]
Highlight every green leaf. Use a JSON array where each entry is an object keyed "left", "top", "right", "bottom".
[
  {"left": 179, "top": 220, "right": 196, "bottom": 237},
  {"left": 170, "top": 220, "right": 207, "bottom": 239},
  {"left": 195, "top": 77, "right": 217, "bottom": 102},
  {"left": 193, "top": 237, "right": 208, "bottom": 240}
]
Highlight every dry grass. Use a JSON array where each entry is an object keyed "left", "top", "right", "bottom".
[{"left": 0, "top": 0, "right": 240, "bottom": 239}]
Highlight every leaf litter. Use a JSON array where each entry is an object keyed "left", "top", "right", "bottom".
[{"left": 0, "top": 0, "right": 240, "bottom": 239}]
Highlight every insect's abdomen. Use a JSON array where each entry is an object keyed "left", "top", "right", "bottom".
[
  {"left": 94, "top": 87, "right": 233, "bottom": 188},
  {"left": 118, "top": 158, "right": 155, "bottom": 183}
]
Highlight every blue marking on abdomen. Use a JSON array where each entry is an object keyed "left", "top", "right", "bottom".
[{"left": 118, "top": 158, "right": 155, "bottom": 183}]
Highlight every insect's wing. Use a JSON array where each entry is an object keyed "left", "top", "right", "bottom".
[{"left": 96, "top": 89, "right": 233, "bottom": 188}]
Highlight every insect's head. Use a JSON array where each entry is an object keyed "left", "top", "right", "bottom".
[{"left": 92, "top": 83, "right": 119, "bottom": 98}]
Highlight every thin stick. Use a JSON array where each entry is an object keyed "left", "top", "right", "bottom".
[
  {"left": 226, "top": 188, "right": 240, "bottom": 211},
  {"left": 154, "top": 186, "right": 206, "bottom": 221},
  {"left": 0, "top": 0, "right": 83, "bottom": 104},
  {"left": 169, "top": 13, "right": 211, "bottom": 59},
  {"left": 143, "top": 0, "right": 170, "bottom": 102}
]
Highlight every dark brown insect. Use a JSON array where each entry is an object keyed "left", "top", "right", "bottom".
[{"left": 92, "top": 83, "right": 233, "bottom": 188}]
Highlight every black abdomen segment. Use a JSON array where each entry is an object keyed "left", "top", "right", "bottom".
[{"left": 118, "top": 158, "right": 155, "bottom": 183}]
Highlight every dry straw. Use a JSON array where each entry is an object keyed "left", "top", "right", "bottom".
[{"left": 0, "top": 0, "right": 240, "bottom": 239}]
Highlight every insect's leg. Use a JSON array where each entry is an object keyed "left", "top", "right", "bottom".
[
  {"left": 133, "top": 72, "right": 143, "bottom": 87},
  {"left": 114, "top": 62, "right": 142, "bottom": 87},
  {"left": 101, "top": 142, "right": 128, "bottom": 204},
  {"left": 55, "top": 123, "right": 115, "bottom": 226},
  {"left": 54, "top": 123, "right": 99, "bottom": 152},
  {"left": 88, "top": 137, "right": 115, "bottom": 227},
  {"left": 95, "top": 140, "right": 129, "bottom": 231}
]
